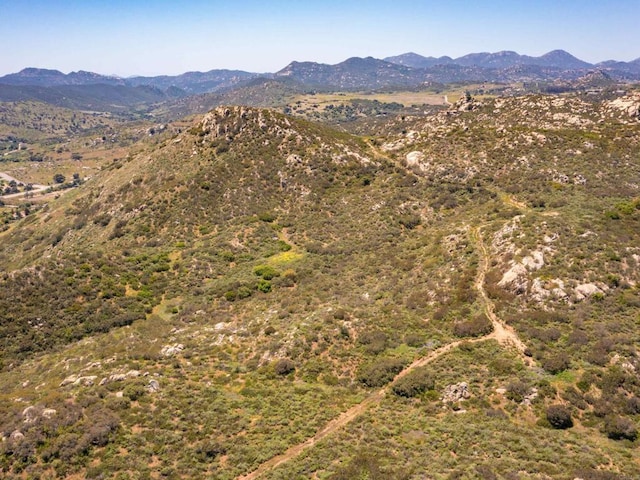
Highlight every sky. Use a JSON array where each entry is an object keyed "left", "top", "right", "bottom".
[{"left": 0, "top": 0, "right": 638, "bottom": 77}]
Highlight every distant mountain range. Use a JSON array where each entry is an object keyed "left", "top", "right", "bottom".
[
  {"left": 0, "top": 67, "right": 260, "bottom": 94},
  {"left": 273, "top": 50, "right": 640, "bottom": 90},
  {"left": 0, "top": 50, "right": 638, "bottom": 111},
  {"left": 383, "top": 50, "right": 596, "bottom": 70}
]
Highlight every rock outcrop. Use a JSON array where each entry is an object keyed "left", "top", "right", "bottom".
[{"left": 442, "top": 382, "right": 471, "bottom": 403}]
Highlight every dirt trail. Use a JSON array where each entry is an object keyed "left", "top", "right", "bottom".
[
  {"left": 472, "top": 226, "right": 534, "bottom": 366},
  {"left": 236, "top": 337, "right": 488, "bottom": 480},
  {"left": 0, "top": 171, "right": 49, "bottom": 200},
  {"left": 237, "top": 225, "right": 534, "bottom": 480}
]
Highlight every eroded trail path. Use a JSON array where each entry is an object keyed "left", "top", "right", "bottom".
[
  {"left": 472, "top": 226, "right": 534, "bottom": 366},
  {"left": 237, "top": 225, "right": 534, "bottom": 480},
  {"left": 236, "top": 337, "right": 491, "bottom": 480}
]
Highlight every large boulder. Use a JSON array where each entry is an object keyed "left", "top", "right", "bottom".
[{"left": 442, "top": 382, "right": 471, "bottom": 403}]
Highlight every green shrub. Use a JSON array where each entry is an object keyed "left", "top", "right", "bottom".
[
  {"left": 505, "top": 380, "right": 530, "bottom": 403},
  {"left": 615, "top": 201, "right": 635, "bottom": 215},
  {"left": 453, "top": 314, "right": 493, "bottom": 337},
  {"left": 357, "top": 358, "right": 405, "bottom": 388},
  {"left": 274, "top": 358, "right": 296, "bottom": 376},
  {"left": 542, "top": 352, "right": 570, "bottom": 374},
  {"left": 604, "top": 415, "right": 638, "bottom": 441},
  {"left": 123, "top": 383, "right": 146, "bottom": 401},
  {"left": 392, "top": 368, "right": 435, "bottom": 397},
  {"left": 277, "top": 240, "right": 292, "bottom": 252},
  {"left": 398, "top": 214, "right": 421, "bottom": 230},
  {"left": 328, "top": 453, "right": 385, "bottom": 480},
  {"left": 357, "top": 330, "right": 388, "bottom": 354},
  {"left": 561, "top": 386, "right": 588, "bottom": 410},
  {"left": 256, "top": 279, "right": 272, "bottom": 293},
  {"left": 237, "top": 285, "right": 253, "bottom": 299},
  {"left": 404, "top": 333, "right": 424, "bottom": 348},
  {"left": 257, "top": 211, "right": 276, "bottom": 222},
  {"left": 253, "top": 265, "right": 280, "bottom": 280},
  {"left": 546, "top": 404, "right": 573, "bottom": 429}
]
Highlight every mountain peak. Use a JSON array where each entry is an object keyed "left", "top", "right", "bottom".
[
  {"left": 538, "top": 50, "right": 592, "bottom": 68},
  {"left": 18, "top": 67, "right": 65, "bottom": 75},
  {"left": 542, "top": 49, "right": 572, "bottom": 56}
]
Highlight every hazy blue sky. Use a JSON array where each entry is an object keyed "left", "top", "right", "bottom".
[{"left": 1, "top": 0, "right": 638, "bottom": 76}]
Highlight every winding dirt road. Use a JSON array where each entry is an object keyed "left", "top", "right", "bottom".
[{"left": 0, "top": 172, "right": 49, "bottom": 200}]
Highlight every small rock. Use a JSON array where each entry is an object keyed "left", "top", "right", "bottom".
[
  {"left": 521, "top": 250, "right": 545, "bottom": 271},
  {"left": 148, "top": 379, "right": 160, "bottom": 393},
  {"left": 74, "top": 375, "right": 97, "bottom": 387},
  {"left": 621, "top": 362, "right": 636, "bottom": 372},
  {"left": 10, "top": 430, "right": 25, "bottom": 441},
  {"left": 161, "top": 343, "right": 184, "bottom": 357},
  {"left": 42, "top": 408, "right": 57, "bottom": 419},
  {"left": 22, "top": 406, "right": 39, "bottom": 424},
  {"left": 574, "top": 283, "right": 604, "bottom": 301},
  {"left": 406, "top": 151, "right": 426, "bottom": 169},
  {"left": 99, "top": 370, "right": 141, "bottom": 386},
  {"left": 523, "top": 388, "right": 539, "bottom": 406},
  {"left": 60, "top": 375, "right": 78, "bottom": 387}
]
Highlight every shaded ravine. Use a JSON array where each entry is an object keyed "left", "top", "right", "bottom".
[{"left": 237, "top": 224, "right": 534, "bottom": 480}]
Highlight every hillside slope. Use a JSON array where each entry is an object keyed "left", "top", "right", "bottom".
[{"left": 1, "top": 94, "right": 639, "bottom": 479}]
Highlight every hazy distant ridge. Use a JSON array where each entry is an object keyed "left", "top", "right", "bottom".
[
  {"left": 1, "top": 49, "right": 639, "bottom": 108},
  {"left": 384, "top": 50, "right": 594, "bottom": 69},
  {"left": 2, "top": 49, "right": 639, "bottom": 91}
]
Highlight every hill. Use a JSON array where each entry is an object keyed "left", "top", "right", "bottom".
[
  {"left": 383, "top": 52, "right": 454, "bottom": 69},
  {"left": 151, "top": 78, "right": 310, "bottom": 120},
  {"left": 0, "top": 68, "right": 126, "bottom": 87},
  {"left": 0, "top": 92, "right": 640, "bottom": 479},
  {"left": 0, "top": 83, "right": 178, "bottom": 113},
  {"left": 0, "top": 68, "right": 259, "bottom": 95},
  {"left": 274, "top": 56, "right": 426, "bottom": 90},
  {"left": 127, "top": 69, "right": 261, "bottom": 94}
]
